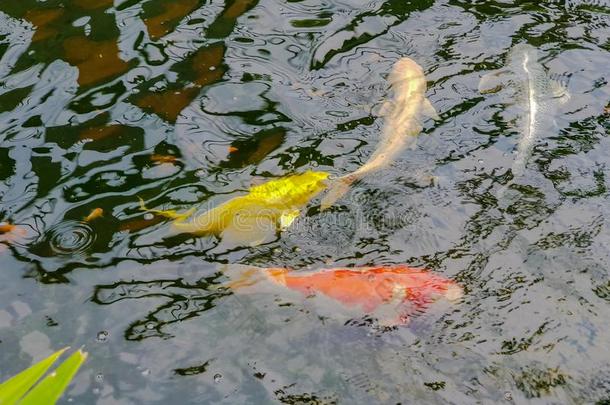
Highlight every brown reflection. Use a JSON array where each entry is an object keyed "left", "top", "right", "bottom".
[
  {"left": 144, "top": 0, "right": 199, "bottom": 40},
  {"left": 74, "top": 0, "right": 114, "bottom": 10},
  {"left": 63, "top": 37, "right": 129, "bottom": 87},
  {"left": 135, "top": 87, "right": 201, "bottom": 123},
  {"left": 150, "top": 154, "right": 178, "bottom": 164},
  {"left": 80, "top": 123, "right": 125, "bottom": 142},
  {"left": 133, "top": 43, "right": 226, "bottom": 122},
  {"left": 65, "top": 113, "right": 144, "bottom": 152},
  {"left": 24, "top": 8, "right": 64, "bottom": 42},
  {"left": 118, "top": 215, "right": 165, "bottom": 233},
  {"left": 189, "top": 45, "right": 225, "bottom": 86},
  {"left": 207, "top": 0, "right": 259, "bottom": 38},
  {"left": 223, "top": 0, "right": 258, "bottom": 19},
  {"left": 222, "top": 127, "right": 285, "bottom": 168}
]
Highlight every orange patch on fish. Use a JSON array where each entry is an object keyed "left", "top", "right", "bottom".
[
  {"left": 236, "top": 265, "right": 462, "bottom": 325},
  {"left": 228, "top": 146, "right": 239, "bottom": 153},
  {"left": 84, "top": 208, "right": 104, "bottom": 222}
]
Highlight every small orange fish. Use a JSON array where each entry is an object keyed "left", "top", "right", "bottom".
[
  {"left": 84, "top": 208, "right": 104, "bottom": 222},
  {"left": 229, "top": 265, "right": 462, "bottom": 325},
  {"left": 150, "top": 154, "right": 177, "bottom": 164},
  {"left": 0, "top": 223, "right": 16, "bottom": 234},
  {"left": 228, "top": 146, "right": 239, "bottom": 153},
  {"left": 0, "top": 222, "right": 27, "bottom": 252}
]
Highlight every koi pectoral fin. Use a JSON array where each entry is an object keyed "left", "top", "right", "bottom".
[
  {"left": 220, "top": 216, "right": 276, "bottom": 247},
  {"left": 478, "top": 69, "right": 511, "bottom": 94},
  {"left": 279, "top": 209, "right": 300, "bottom": 230},
  {"left": 138, "top": 197, "right": 195, "bottom": 221},
  {"left": 421, "top": 98, "right": 440, "bottom": 121},
  {"left": 549, "top": 78, "right": 571, "bottom": 105}
]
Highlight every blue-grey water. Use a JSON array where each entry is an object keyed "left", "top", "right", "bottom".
[{"left": 1, "top": 0, "right": 610, "bottom": 403}]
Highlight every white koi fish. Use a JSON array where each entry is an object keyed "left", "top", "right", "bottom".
[
  {"left": 321, "top": 57, "right": 439, "bottom": 210},
  {"left": 479, "top": 43, "right": 569, "bottom": 197}
]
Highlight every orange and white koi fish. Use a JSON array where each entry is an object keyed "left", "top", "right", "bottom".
[{"left": 226, "top": 265, "right": 462, "bottom": 326}]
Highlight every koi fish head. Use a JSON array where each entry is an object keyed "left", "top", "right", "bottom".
[{"left": 388, "top": 57, "right": 426, "bottom": 87}]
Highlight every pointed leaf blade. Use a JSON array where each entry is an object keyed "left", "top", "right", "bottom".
[
  {"left": 0, "top": 348, "right": 68, "bottom": 405},
  {"left": 20, "top": 349, "right": 87, "bottom": 405}
]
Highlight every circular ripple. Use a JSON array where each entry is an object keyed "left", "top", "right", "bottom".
[{"left": 44, "top": 221, "right": 96, "bottom": 256}]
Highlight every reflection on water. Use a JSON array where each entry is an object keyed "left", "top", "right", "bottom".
[{"left": 1, "top": 0, "right": 610, "bottom": 402}]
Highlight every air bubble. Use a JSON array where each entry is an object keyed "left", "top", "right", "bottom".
[
  {"left": 96, "top": 331, "right": 109, "bottom": 342},
  {"left": 214, "top": 373, "right": 222, "bottom": 383}
]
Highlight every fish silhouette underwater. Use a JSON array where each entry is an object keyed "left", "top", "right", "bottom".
[
  {"left": 225, "top": 265, "right": 462, "bottom": 326},
  {"left": 478, "top": 43, "right": 569, "bottom": 198},
  {"left": 140, "top": 170, "right": 329, "bottom": 246}
]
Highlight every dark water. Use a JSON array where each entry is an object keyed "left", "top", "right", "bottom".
[{"left": 1, "top": 0, "right": 609, "bottom": 403}]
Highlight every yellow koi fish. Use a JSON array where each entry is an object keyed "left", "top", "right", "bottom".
[
  {"left": 321, "top": 57, "right": 438, "bottom": 210},
  {"left": 140, "top": 170, "right": 329, "bottom": 246}
]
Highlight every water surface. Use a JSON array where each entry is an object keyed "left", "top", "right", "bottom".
[{"left": 1, "top": 0, "right": 610, "bottom": 403}]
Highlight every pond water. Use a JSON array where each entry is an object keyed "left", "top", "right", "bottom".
[{"left": 1, "top": 0, "right": 610, "bottom": 403}]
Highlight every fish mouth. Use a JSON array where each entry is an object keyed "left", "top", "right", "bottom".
[{"left": 444, "top": 284, "right": 464, "bottom": 301}]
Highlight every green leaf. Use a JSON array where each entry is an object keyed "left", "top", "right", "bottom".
[
  {"left": 0, "top": 348, "right": 68, "bottom": 405},
  {"left": 20, "top": 349, "right": 87, "bottom": 405}
]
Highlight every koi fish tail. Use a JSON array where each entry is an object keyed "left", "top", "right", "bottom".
[
  {"left": 319, "top": 175, "right": 357, "bottom": 211},
  {"left": 138, "top": 197, "right": 195, "bottom": 221},
  {"left": 218, "top": 264, "right": 277, "bottom": 293}
]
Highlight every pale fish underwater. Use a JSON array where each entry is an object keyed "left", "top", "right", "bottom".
[
  {"left": 320, "top": 57, "right": 439, "bottom": 210},
  {"left": 225, "top": 265, "right": 462, "bottom": 326},
  {"left": 140, "top": 170, "right": 329, "bottom": 246},
  {"left": 478, "top": 43, "right": 569, "bottom": 198}
]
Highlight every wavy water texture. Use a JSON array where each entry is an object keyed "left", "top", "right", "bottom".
[{"left": 0, "top": 0, "right": 610, "bottom": 403}]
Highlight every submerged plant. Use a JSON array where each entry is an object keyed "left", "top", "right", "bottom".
[{"left": 0, "top": 347, "right": 87, "bottom": 405}]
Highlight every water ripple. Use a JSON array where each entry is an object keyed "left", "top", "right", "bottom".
[{"left": 42, "top": 220, "right": 96, "bottom": 256}]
